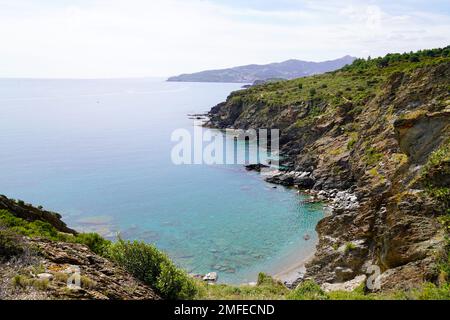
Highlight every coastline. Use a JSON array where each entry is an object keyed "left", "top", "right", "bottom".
[
  {"left": 198, "top": 119, "right": 351, "bottom": 287},
  {"left": 272, "top": 250, "right": 315, "bottom": 286},
  {"left": 270, "top": 203, "right": 333, "bottom": 287}
]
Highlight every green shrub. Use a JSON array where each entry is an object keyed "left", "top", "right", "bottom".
[
  {"left": 427, "top": 187, "right": 450, "bottom": 206},
  {"left": 12, "top": 275, "right": 29, "bottom": 288},
  {"left": 347, "top": 133, "right": 358, "bottom": 150},
  {"left": 287, "top": 280, "right": 328, "bottom": 300},
  {"left": 80, "top": 275, "right": 96, "bottom": 289},
  {"left": 108, "top": 239, "right": 166, "bottom": 284},
  {"left": 11, "top": 275, "right": 49, "bottom": 290},
  {"left": 409, "top": 55, "right": 420, "bottom": 63},
  {"left": 32, "top": 279, "right": 50, "bottom": 290},
  {"left": 0, "top": 210, "right": 59, "bottom": 240},
  {"left": 327, "top": 284, "right": 375, "bottom": 300},
  {"left": 345, "top": 242, "right": 357, "bottom": 253},
  {"left": 108, "top": 239, "right": 197, "bottom": 300},
  {"left": 195, "top": 276, "right": 289, "bottom": 300},
  {"left": 0, "top": 229, "right": 24, "bottom": 260},
  {"left": 157, "top": 261, "right": 197, "bottom": 300},
  {"left": 257, "top": 272, "right": 274, "bottom": 286},
  {"left": 365, "top": 147, "right": 383, "bottom": 165},
  {"left": 74, "top": 233, "right": 111, "bottom": 256},
  {"left": 410, "top": 283, "right": 450, "bottom": 300}
]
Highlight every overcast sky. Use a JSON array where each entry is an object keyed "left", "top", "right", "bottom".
[{"left": 1, "top": 0, "right": 449, "bottom": 78}]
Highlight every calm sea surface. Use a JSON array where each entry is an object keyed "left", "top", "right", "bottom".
[{"left": 0, "top": 78, "right": 324, "bottom": 283}]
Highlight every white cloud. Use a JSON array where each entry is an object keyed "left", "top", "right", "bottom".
[{"left": 0, "top": 0, "right": 448, "bottom": 78}]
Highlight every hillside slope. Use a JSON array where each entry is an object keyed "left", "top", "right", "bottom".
[
  {"left": 207, "top": 47, "right": 450, "bottom": 291},
  {"left": 168, "top": 56, "right": 356, "bottom": 83}
]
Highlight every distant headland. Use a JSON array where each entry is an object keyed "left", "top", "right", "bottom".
[{"left": 167, "top": 56, "right": 356, "bottom": 83}]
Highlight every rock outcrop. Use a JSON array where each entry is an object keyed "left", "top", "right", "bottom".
[{"left": 0, "top": 236, "right": 160, "bottom": 300}]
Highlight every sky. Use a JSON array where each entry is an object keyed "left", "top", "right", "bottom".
[{"left": 0, "top": 0, "right": 449, "bottom": 78}]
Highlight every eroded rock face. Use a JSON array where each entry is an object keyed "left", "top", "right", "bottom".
[
  {"left": 394, "top": 110, "right": 450, "bottom": 164},
  {"left": 207, "top": 60, "right": 450, "bottom": 291},
  {"left": 379, "top": 191, "right": 444, "bottom": 269},
  {"left": 378, "top": 258, "right": 438, "bottom": 292}
]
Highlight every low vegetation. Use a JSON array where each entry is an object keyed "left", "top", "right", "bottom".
[
  {"left": 195, "top": 273, "right": 289, "bottom": 300},
  {"left": 195, "top": 273, "right": 450, "bottom": 300},
  {"left": 12, "top": 275, "right": 49, "bottom": 290},
  {"left": 0, "top": 228, "right": 25, "bottom": 260},
  {"left": 343, "top": 47, "right": 450, "bottom": 72}
]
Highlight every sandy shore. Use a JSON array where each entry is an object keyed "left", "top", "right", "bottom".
[
  {"left": 271, "top": 205, "right": 333, "bottom": 285},
  {"left": 272, "top": 251, "right": 315, "bottom": 285}
]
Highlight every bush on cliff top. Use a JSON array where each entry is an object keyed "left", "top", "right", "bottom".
[
  {"left": 107, "top": 239, "right": 197, "bottom": 300},
  {"left": 342, "top": 46, "right": 450, "bottom": 72},
  {"left": 0, "top": 209, "right": 60, "bottom": 240},
  {"left": 75, "top": 232, "right": 111, "bottom": 256},
  {"left": 0, "top": 228, "right": 24, "bottom": 260},
  {"left": 286, "top": 280, "right": 328, "bottom": 300}
]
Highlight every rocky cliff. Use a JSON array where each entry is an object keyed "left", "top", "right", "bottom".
[{"left": 207, "top": 48, "right": 450, "bottom": 291}]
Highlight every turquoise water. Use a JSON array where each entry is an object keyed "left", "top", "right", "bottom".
[{"left": 0, "top": 78, "right": 324, "bottom": 283}]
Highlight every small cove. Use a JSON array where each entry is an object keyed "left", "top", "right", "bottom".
[{"left": 0, "top": 78, "right": 325, "bottom": 284}]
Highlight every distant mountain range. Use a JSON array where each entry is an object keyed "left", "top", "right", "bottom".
[{"left": 167, "top": 56, "right": 357, "bottom": 83}]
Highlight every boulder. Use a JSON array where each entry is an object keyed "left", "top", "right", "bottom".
[
  {"left": 334, "top": 267, "right": 355, "bottom": 282},
  {"left": 294, "top": 176, "right": 315, "bottom": 189},
  {"left": 37, "top": 273, "right": 54, "bottom": 281},
  {"left": 321, "top": 275, "right": 367, "bottom": 293}
]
